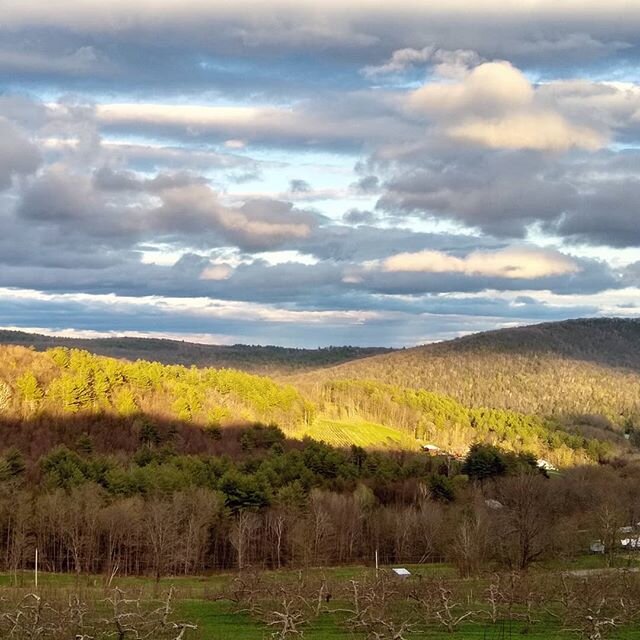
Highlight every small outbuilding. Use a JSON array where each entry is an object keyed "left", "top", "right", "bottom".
[
  {"left": 421, "top": 444, "right": 441, "bottom": 455},
  {"left": 620, "top": 536, "right": 640, "bottom": 550}
]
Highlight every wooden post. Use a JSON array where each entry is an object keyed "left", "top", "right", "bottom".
[
  {"left": 375, "top": 548, "right": 379, "bottom": 577},
  {"left": 35, "top": 548, "right": 38, "bottom": 589}
]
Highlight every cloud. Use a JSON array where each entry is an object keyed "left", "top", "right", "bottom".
[
  {"left": 447, "top": 112, "right": 603, "bottom": 151},
  {"left": 377, "top": 150, "right": 576, "bottom": 237},
  {"left": 408, "top": 61, "right": 605, "bottom": 151},
  {"left": 342, "top": 209, "right": 378, "bottom": 225},
  {"left": 374, "top": 143, "right": 640, "bottom": 246},
  {"left": 363, "top": 46, "right": 481, "bottom": 78},
  {"left": 92, "top": 98, "right": 418, "bottom": 151},
  {"left": 200, "top": 263, "right": 234, "bottom": 281},
  {"left": 0, "top": 45, "right": 112, "bottom": 77},
  {"left": 93, "top": 167, "right": 206, "bottom": 192},
  {"left": 0, "top": 285, "right": 623, "bottom": 348},
  {"left": 13, "top": 162, "right": 320, "bottom": 254},
  {"left": 149, "top": 186, "right": 318, "bottom": 250},
  {"left": 345, "top": 254, "right": 619, "bottom": 297},
  {"left": 2, "top": 9, "right": 640, "bottom": 348},
  {"left": 1, "top": 0, "right": 640, "bottom": 104},
  {"left": 382, "top": 247, "right": 581, "bottom": 279},
  {"left": 551, "top": 175, "right": 640, "bottom": 247},
  {"left": 410, "top": 61, "right": 533, "bottom": 115},
  {"left": 0, "top": 118, "right": 40, "bottom": 189}
]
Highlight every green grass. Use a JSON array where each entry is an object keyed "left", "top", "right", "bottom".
[
  {"left": 301, "top": 417, "right": 420, "bottom": 450},
  {"left": 174, "top": 600, "right": 640, "bottom": 639},
  {"left": 540, "top": 553, "right": 640, "bottom": 571}
]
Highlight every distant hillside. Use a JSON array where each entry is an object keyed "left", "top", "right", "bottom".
[
  {"left": 0, "top": 330, "right": 392, "bottom": 374},
  {"left": 1, "top": 319, "right": 638, "bottom": 463},
  {"left": 0, "top": 344, "right": 611, "bottom": 465},
  {"left": 298, "top": 318, "right": 640, "bottom": 427},
  {"left": 425, "top": 318, "right": 640, "bottom": 369}
]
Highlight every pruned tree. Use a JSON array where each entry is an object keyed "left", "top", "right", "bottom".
[
  {"left": 435, "top": 583, "right": 475, "bottom": 632},
  {"left": 337, "top": 575, "right": 415, "bottom": 640},
  {"left": 550, "top": 573, "right": 640, "bottom": 640}
]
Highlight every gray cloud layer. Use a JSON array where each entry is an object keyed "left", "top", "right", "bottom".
[{"left": 1, "top": 5, "right": 640, "bottom": 344}]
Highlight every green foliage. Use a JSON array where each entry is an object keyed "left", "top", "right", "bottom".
[
  {"left": 75, "top": 433, "right": 94, "bottom": 455},
  {"left": 47, "top": 372, "right": 96, "bottom": 412},
  {"left": 16, "top": 372, "right": 44, "bottom": 404},
  {"left": 0, "top": 448, "right": 25, "bottom": 482},
  {"left": 429, "top": 474, "right": 456, "bottom": 502},
  {"left": 41, "top": 447, "right": 91, "bottom": 490},
  {"left": 219, "top": 470, "right": 270, "bottom": 511},
  {"left": 461, "top": 443, "right": 540, "bottom": 481},
  {"left": 114, "top": 388, "right": 138, "bottom": 415},
  {"left": 303, "top": 417, "right": 418, "bottom": 450},
  {"left": 206, "top": 406, "right": 229, "bottom": 428},
  {"left": 171, "top": 384, "right": 203, "bottom": 421},
  {"left": 350, "top": 445, "right": 367, "bottom": 470},
  {"left": 239, "top": 424, "right": 285, "bottom": 451},
  {"left": 32, "top": 347, "right": 312, "bottom": 429},
  {"left": 2, "top": 330, "right": 391, "bottom": 373},
  {"left": 48, "top": 346, "right": 70, "bottom": 368},
  {"left": 273, "top": 480, "right": 308, "bottom": 511}
]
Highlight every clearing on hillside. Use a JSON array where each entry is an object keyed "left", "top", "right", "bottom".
[{"left": 301, "top": 417, "right": 420, "bottom": 450}]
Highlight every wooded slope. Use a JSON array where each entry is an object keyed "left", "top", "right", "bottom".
[{"left": 299, "top": 319, "right": 640, "bottom": 426}]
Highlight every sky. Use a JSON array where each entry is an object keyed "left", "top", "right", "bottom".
[{"left": 1, "top": 0, "right": 640, "bottom": 347}]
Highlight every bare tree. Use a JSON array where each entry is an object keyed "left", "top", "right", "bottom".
[
  {"left": 6, "top": 491, "right": 32, "bottom": 585},
  {"left": 99, "top": 496, "right": 143, "bottom": 584},
  {"left": 267, "top": 509, "right": 287, "bottom": 569},
  {"left": 173, "top": 488, "right": 221, "bottom": 574},
  {"left": 146, "top": 497, "right": 179, "bottom": 584},
  {"left": 230, "top": 510, "right": 261, "bottom": 571},
  {"left": 449, "top": 503, "right": 488, "bottom": 577},
  {"left": 63, "top": 483, "right": 104, "bottom": 577},
  {"left": 492, "top": 474, "right": 554, "bottom": 570}
]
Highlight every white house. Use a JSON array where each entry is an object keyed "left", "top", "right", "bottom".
[{"left": 537, "top": 459, "right": 557, "bottom": 472}]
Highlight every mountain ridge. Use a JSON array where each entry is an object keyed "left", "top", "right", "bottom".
[
  {"left": 295, "top": 318, "right": 640, "bottom": 427},
  {"left": 0, "top": 329, "right": 392, "bottom": 374}
]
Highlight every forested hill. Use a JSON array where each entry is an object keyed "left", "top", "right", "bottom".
[
  {"left": 0, "top": 343, "right": 616, "bottom": 466},
  {"left": 298, "top": 318, "right": 640, "bottom": 425},
  {"left": 0, "top": 330, "right": 391, "bottom": 374},
  {"left": 425, "top": 318, "right": 640, "bottom": 369}
]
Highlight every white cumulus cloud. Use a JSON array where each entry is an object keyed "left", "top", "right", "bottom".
[
  {"left": 383, "top": 247, "right": 581, "bottom": 279},
  {"left": 408, "top": 61, "right": 606, "bottom": 151}
]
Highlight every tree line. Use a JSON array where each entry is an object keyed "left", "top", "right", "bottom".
[{"left": 0, "top": 413, "right": 638, "bottom": 580}]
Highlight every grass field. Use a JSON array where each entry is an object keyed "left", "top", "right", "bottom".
[
  {"left": 301, "top": 417, "right": 420, "bottom": 450},
  {"left": 3, "top": 561, "right": 640, "bottom": 639}
]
